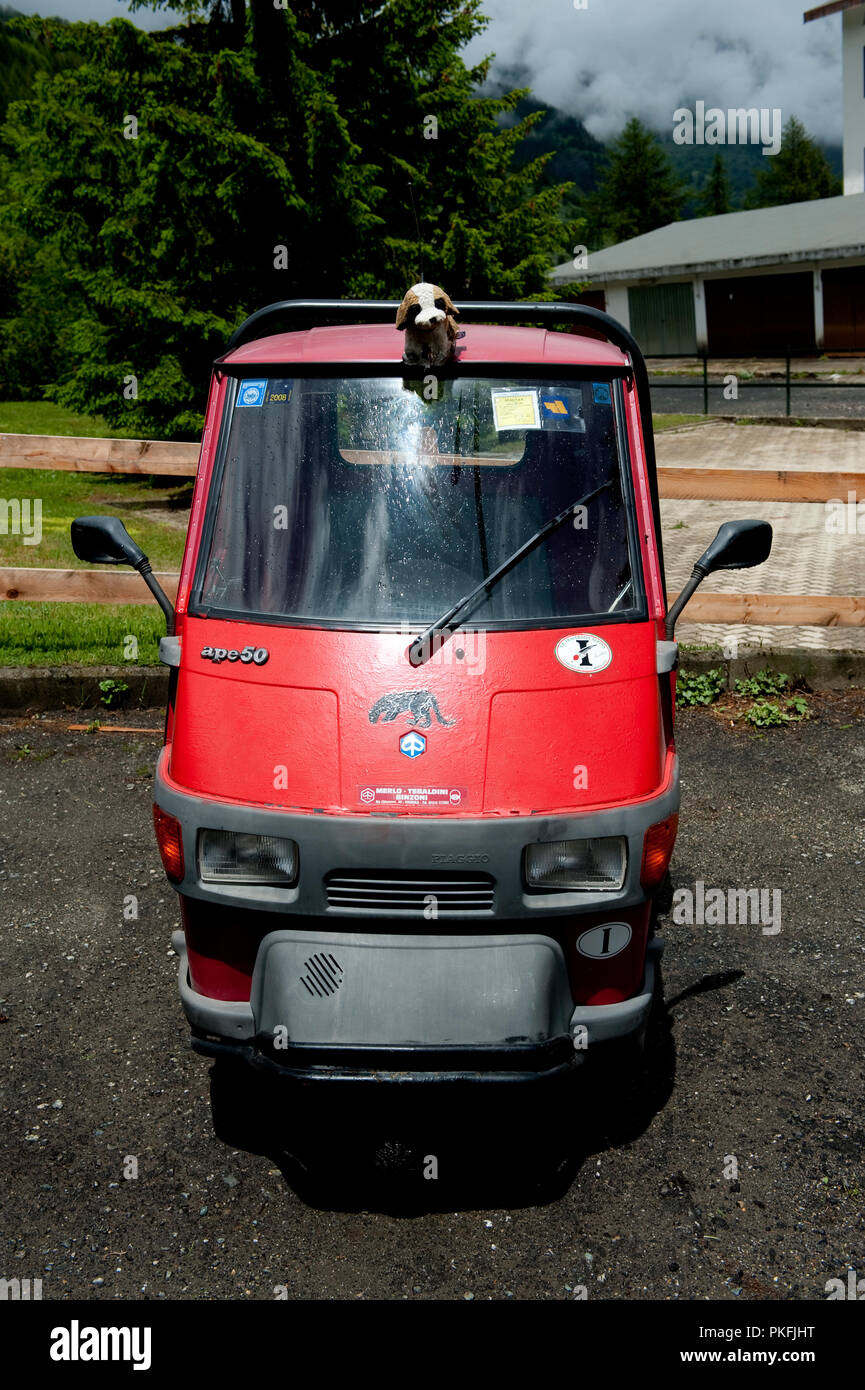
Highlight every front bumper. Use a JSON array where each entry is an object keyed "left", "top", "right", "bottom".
[
  {"left": 173, "top": 928, "right": 662, "bottom": 1083},
  {"left": 155, "top": 746, "right": 678, "bottom": 921}
]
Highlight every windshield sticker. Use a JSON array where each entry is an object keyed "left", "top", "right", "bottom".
[
  {"left": 237, "top": 379, "right": 267, "bottom": 408},
  {"left": 555, "top": 633, "right": 613, "bottom": 673},
  {"left": 592, "top": 382, "right": 612, "bottom": 406},
  {"left": 264, "top": 380, "right": 293, "bottom": 405},
  {"left": 491, "top": 389, "right": 540, "bottom": 431},
  {"left": 358, "top": 785, "right": 467, "bottom": 807},
  {"left": 540, "top": 391, "right": 586, "bottom": 433}
]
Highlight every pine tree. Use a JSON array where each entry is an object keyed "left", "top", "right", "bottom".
[
  {"left": 585, "top": 118, "right": 686, "bottom": 247},
  {"left": 745, "top": 116, "right": 841, "bottom": 208},
  {"left": 0, "top": 4, "right": 581, "bottom": 431},
  {"left": 699, "top": 152, "right": 733, "bottom": 216}
]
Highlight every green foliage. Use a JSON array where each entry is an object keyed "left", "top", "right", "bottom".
[
  {"left": 744, "top": 696, "right": 810, "bottom": 728},
  {"left": 585, "top": 118, "right": 686, "bottom": 247},
  {"left": 745, "top": 116, "right": 842, "bottom": 209},
  {"left": 734, "top": 668, "right": 790, "bottom": 698},
  {"left": 0, "top": 17, "right": 76, "bottom": 120},
  {"left": 0, "top": 5, "right": 580, "bottom": 434},
  {"left": 99, "top": 677, "right": 129, "bottom": 707},
  {"left": 699, "top": 152, "right": 733, "bottom": 217},
  {"left": 675, "top": 667, "right": 725, "bottom": 708},
  {"left": 488, "top": 79, "right": 605, "bottom": 225}
]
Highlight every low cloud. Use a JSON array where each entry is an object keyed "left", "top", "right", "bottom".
[{"left": 464, "top": 0, "right": 842, "bottom": 143}]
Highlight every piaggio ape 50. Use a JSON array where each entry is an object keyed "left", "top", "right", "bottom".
[{"left": 72, "top": 296, "right": 771, "bottom": 1109}]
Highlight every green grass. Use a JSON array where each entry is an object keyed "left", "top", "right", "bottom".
[
  {"left": 1, "top": 399, "right": 187, "bottom": 569},
  {"left": 0, "top": 602, "right": 166, "bottom": 667},
  {"left": 1, "top": 400, "right": 185, "bottom": 665},
  {"left": 652, "top": 413, "right": 705, "bottom": 431},
  {"left": 0, "top": 399, "right": 134, "bottom": 438},
  {"left": 0, "top": 466, "right": 189, "bottom": 571}
]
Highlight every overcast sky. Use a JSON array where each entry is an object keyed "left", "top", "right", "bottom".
[
  {"left": 464, "top": 0, "right": 843, "bottom": 143},
  {"left": 11, "top": 0, "right": 179, "bottom": 28},
  {"left": 10, "top": 0, "right": 845, "bottom": 143}
]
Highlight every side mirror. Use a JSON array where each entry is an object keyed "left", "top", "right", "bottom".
[
  {"left": 71, "top": 515, "right": 175, "bottom": 633},
  {"left": 71, "top": 515, "right": 147, "bottom": 567},
  {"left": 695, "top": 519, "right": 773, "bottom": 575},
  {"left": 666, "top": 519, "right": 772, "bottom": 638}
]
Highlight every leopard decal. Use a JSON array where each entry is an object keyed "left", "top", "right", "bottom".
[{"left": 368, "top": 689, "right": 455, "bottom": 728}]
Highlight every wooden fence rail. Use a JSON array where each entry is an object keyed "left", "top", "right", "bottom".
[
  {"left": 655, "top": 468, "right": 864, "bottom": 503},
  {"left": 0, "top": 433, "right": 198, "bottom": 476},
  {"left": 1, "top": 568, "right": 180, "bottom": 604}
]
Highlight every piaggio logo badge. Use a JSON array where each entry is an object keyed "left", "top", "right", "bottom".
[{"left": 399, "top": 731, "right": 427, "bottom": 759}]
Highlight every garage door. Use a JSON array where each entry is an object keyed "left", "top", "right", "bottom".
[
  {"left": 628, "top": 283, "right": 696, "bottom": 356},
  {"left": 706, "top": 273, "right": 815, "bottom": 355},
  {"left": 823, "top": 266, "right": 865, "bottom": 352}
]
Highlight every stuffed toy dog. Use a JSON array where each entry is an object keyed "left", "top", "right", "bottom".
[{"left": 395, "top": 283, "right": 460, "bottom": 366}]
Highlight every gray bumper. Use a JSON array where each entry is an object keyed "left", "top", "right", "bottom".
[
  {"left": 155, "top": 747, "right": 678, "bottom": 921},
  {"left": 173, "top": 928, "right": 661, "bottom": 1076}
]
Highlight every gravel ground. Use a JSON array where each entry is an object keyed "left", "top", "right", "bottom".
[{"left": 1, "top": 698, "right": 863, "bottom": 1302}]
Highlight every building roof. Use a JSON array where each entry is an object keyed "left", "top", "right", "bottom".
[
  {"left": 223, "top": 322, "right": 629, "bottom": 369},
  {"left": 550, "top": 192, "right": 865, "bottom": 286},
  {"left": 804, "top": 1, "right": 863, "bottom": 22}
]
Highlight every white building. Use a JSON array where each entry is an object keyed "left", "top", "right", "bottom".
[
  {"left": 550, "top": 194, "right": 865, "bottom": 355},
  {"left": 805, "top": 1, "right": 865, "bottom": 195}
]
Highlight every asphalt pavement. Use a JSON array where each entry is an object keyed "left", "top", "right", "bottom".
[
  {"left": 1, "top": 698, "right": 863, "bottom": 1301},
  {"left": 649, "top": 378, "right": 865, "bottom": 420}
]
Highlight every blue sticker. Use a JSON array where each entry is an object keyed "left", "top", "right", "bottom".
[
  {"left": 541, "top": 396, "right": 570, "bottom": 418},
  {"left": 592, "top": 382, "right": 612, "bottom": 405},
  {"left": 237, "top": 379, "right": 267, "bottom": 408}
]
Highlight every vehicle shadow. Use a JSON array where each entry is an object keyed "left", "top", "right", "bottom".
[{"left": 207, "top": 964, "right": 744, "bottom": 1213}]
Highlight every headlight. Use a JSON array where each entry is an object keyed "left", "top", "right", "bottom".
[
  {"left": 198, "top": 829, "right": 298, "bottom": 885},
  {"left": 525, "top": 836, "right": 627, "bottom": 890}
]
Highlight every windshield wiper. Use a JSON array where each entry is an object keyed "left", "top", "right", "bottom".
[{"left": 409, "top": 478, "right": 615, "bottom": 666}]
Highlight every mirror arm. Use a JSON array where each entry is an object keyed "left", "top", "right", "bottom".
[
  {"left": 665, "top": 562, "right": 708, "bottom": 640},
  {"left": 135, "top": 557, "right": 175, "bottom": 635}
]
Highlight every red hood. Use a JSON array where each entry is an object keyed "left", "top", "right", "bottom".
[{"left": 168, "top": 616, "right": 666, "bottom": 816}]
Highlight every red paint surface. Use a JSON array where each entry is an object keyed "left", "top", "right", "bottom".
[
  {"left": 168, "top": 618, "right": 667, "bottom": 815},
  {"left": 222, "top": 323, "right": 630, "bottom": 370}
]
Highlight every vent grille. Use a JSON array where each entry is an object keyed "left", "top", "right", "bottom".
[
  {"left": 300, "top": 953, "right": 344, "bottom": 997},
  {"left": 325, "top": 870, "right": 495, "bottom": 915}
]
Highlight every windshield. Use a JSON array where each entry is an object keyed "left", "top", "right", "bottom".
[{"left": 193, "top": 374, "right": 643, "bottom": 627}]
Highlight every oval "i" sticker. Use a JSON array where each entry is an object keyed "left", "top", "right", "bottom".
[
  {"left": 555, "top": 633, "right": 612, "bottom": 673},
  {"left": 576, "top": 922, "right": 632, "bottom": 959}
]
